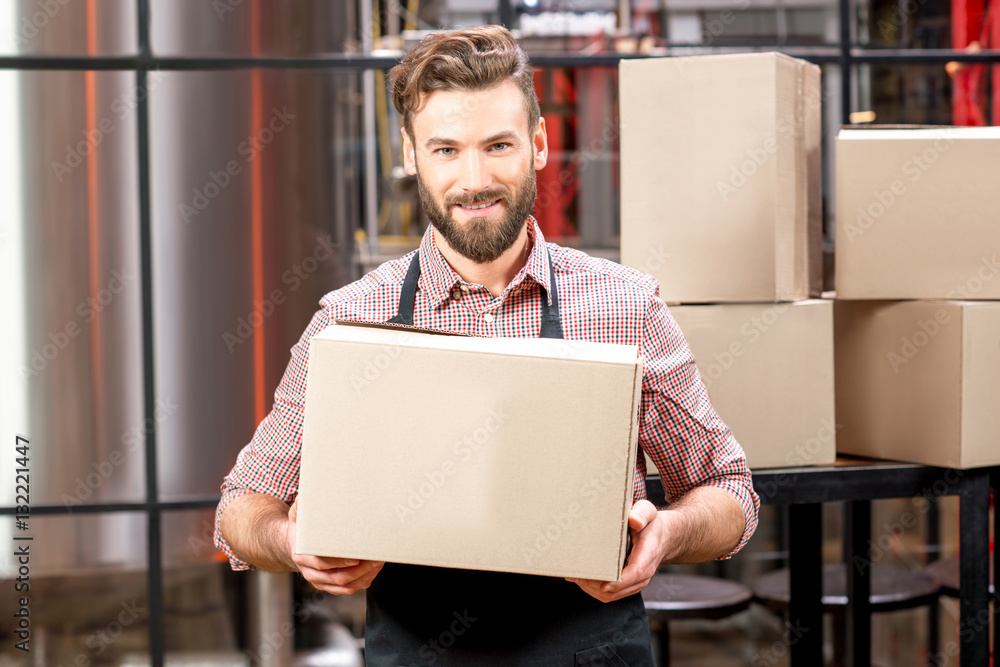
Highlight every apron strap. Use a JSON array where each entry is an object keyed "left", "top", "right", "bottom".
[
  {"left": 538, "top": 249, "right": 564, "bottom": 339},
  {"left": 374, "top": 243, "right": 652, "bottom": 665},
  {"left": 388, "top": 246, "right": 564, "bottom": 339},
  {"left": 387, "top": 251, "right": 422, "bottom": 326}
]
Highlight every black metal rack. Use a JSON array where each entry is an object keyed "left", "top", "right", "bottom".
[
  {"left": 647, "top": 461, "right": 999, "bottom": 667},
  {"left": 2, "top": 0, "right": 999, "bottom": 665}
]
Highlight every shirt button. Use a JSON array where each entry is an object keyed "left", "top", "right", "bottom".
[
  {"left": 452, "top": 289, "right": 462, "bottom": 300},
  {"left": 483, "top": 312, "right": 494, "bottom": 323},
  {"left": 460, "top": 285, "right": 469, "bottom": 292}
]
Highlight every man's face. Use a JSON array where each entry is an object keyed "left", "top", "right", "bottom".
[{"left": 403, "top": 80, "right": 547, "bottom": 264}]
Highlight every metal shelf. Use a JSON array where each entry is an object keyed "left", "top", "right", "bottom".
[
  {"left": 2, "top": 48, "right": 999, "bottom": 71},
  {"left": 0, "top": 498, "right": 220, "bottom": 515}
]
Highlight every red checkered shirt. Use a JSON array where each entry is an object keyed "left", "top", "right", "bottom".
[{"left": 215, "top": 218, "right": 760, "bottom": 569}]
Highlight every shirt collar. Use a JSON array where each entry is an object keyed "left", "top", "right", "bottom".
[{"left": 416, "top": 216, "right": 554, "bottom": 308}]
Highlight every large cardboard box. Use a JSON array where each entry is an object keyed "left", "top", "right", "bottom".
[
  {"left": 835, "top": 300, "right": 1000, "bottom": 468},
  {"left": 295, "top": 322, "right": 643, "bottom": 581},
  {"left": 835, "top": 126, "right": 1000, "bottom": 300},
  {"left": 620, "top": 52, "right": 823, "bottom": 303},
  {"left": 668, "top": 300, "right": 836, "bottom": 469}
]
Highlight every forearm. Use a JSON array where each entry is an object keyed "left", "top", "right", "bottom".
[
  {"left": 657, "top": 486, "right": 746, "bottom": 564},
  {"left": 219, "top": 493, "right": 297, "bottom": 572}
]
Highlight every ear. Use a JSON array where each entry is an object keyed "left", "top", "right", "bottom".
[
  {"left": 532, "top": 116, "right": 548, "bottom": 171},
  {"left": 402, "top": 127, "right": 417, "bottom": 176}
]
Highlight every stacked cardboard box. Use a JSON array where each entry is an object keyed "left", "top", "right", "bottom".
[
  {"left": 620, "top": 53, "right": 835, "bottom": 470},
  {"left": 834, "top": 126, "right": 1000, "bottom": 468},
  {"left": 669, "top": 301, "right": 836, "bottom": 469},
  {"left": 620, "top": 52, "right": 823, "bottom": 304}
]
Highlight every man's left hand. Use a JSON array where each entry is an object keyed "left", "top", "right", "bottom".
[{"left": 566, "top": 499, "right": 666, "bottom": 603}]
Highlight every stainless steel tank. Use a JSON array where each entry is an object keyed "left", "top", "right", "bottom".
[{"left": 1, "top": 0, "right": 362, "bottom": 663}]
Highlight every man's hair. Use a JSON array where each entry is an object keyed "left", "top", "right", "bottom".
[{"left": 389, "top": 25, "right": 540, "bottom": 140}]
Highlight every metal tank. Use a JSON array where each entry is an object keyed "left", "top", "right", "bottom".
[
  {"left": 0, "top": 1, "right": 362, "bottom": 663},
  {"left": 1, "top": 0, "right": 147, "bottom": 571}
]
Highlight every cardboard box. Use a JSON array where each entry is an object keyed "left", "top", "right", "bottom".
[
  {"left": 834, "top": 300, "right": 1000, "bottom": 469},
  {"left": 295, "top": 321, "right": 643, "bottom": 581},
  {"left": 835, "top": 126, "right": 1000, "bottom": 300},
  {"left": 619, "top": 52, "right": 822, "bottom": 303},
  {"left": 668, "top": 300, "right": 836, "bottom": 469}
]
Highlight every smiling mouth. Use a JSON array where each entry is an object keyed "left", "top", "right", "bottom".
[{"left": 456, "top": 200, "right": 501, "bottom": 211}]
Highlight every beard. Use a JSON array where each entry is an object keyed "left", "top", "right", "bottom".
[{"left": 417, "top": 166, "right": 537, "bottom": 264}]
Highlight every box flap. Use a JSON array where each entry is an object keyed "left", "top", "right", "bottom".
[
  {"left": 320, "top": 321, "right": 641, "bottom": 366},
  {"left": 839, "top": 126, "right": 1000, "bottom": 141},
  {"left": 334, "top": 318, "right": 474, "bottom": 337}
]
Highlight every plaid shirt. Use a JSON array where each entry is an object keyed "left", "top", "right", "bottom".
[{"left": 215, "top": 218, "right": 759, "bottom": 569}]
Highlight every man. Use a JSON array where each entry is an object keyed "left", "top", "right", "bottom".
[{"left": 217, "top": 25, "right": 759, "bottom": 665}]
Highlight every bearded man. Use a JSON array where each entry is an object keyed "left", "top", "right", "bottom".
[{"left": 217, "top": 24, "right": 758, "bottom": 666}]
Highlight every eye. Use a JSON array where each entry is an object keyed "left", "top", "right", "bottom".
[
  {"left": 436, "top": 147, "right": 455, "bottom": 156},
  {"left": 490, "top": 142, "right": 511, "bottom": 151}
]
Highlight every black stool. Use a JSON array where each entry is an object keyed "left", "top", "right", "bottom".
[
  {"left": 752, "top": 563, "right": 941, "bottom": 665},
  {"left": 926, "top": 556, "right": 995, "bottom": 597},
  {"left": 641, "top": 573, "right": 753, "bottom": 666}
]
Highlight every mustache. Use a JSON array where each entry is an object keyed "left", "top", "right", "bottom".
[{"left": 445, "top": 187, "right": 509, "bottom": 207}]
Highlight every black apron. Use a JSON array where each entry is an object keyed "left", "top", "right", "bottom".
[{"left": 366, "top": 251, "right": 654, "bottom": 667}]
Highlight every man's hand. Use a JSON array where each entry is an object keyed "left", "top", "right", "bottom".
[
  {"left": 286, "top": 498, "right": 385, "bottom": 595},
  {"left": 566, "top": 499, "right": 665, "bottom": 603},
  {"left": 566, "top": 486, "right": 747, "bottom": 602}
]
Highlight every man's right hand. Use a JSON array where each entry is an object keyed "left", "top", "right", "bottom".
[{"left": 286, "top": 498, "right": 385, "bottom": 595}]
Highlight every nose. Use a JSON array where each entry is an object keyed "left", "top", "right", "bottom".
[{"left": 458, "top": 150, "right": 493, "bottom": 194}]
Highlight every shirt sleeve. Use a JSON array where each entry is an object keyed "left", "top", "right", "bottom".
[
  {"left": 636, "top": 293, "right": 760, "bottom": 559},
  {"left": 214, "top": 308, "right": 331, "bottom": 570}
]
